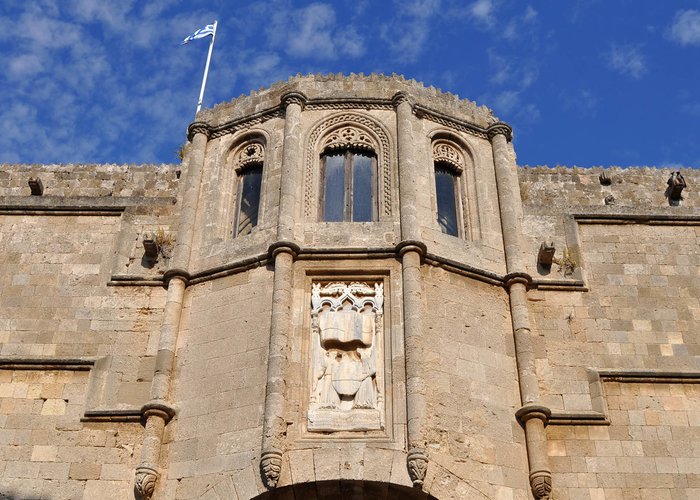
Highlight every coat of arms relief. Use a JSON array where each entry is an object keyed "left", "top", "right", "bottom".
[{"left": 308, "top": 282, "right": 385, "bottom": 432}]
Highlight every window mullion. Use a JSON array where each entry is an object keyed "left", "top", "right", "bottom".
[{"left": 345, "top": 151, "right": 353, "bottom": 221}]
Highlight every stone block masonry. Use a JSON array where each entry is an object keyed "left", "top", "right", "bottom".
[{"left": 0, "top": 74, "right": 698, "bottom": 499}]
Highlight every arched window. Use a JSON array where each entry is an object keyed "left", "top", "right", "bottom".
[
  {"left": 233, "top": 142, "right": 264, "bottom": 237},
  {"left": 432, "top": 140, "right": 464, "bottom": 237},
  {"left": 318, "top": 125, "right": 378, "bottom": 222},
  {"left": 321, "top": 149, "right": 377, "bottom": 222}
]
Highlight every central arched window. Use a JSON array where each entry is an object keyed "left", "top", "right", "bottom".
[{"left": 321, "top": 149, "right": 377, "bottom": 222}]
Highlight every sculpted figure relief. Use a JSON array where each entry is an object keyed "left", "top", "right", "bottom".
[{"left": 308, "top": 282, "right": 384, "bottom": 432}]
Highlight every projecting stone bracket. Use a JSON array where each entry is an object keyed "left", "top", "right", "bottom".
[{"left": 665, "top": 171, "right": 687, "bottom": 206}]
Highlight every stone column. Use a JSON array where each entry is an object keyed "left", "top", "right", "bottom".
[
  {"left": 135, "top": 122, "right": 209, "bottom": 500},
  {"left": 260, "top": 93, "right": 305, "bottom": 489},
  {"left": 489, "top": 123, "right": 552, "bottom": 500},
  {"left": 394, "top": 92, "right": 429, "bottom": 487},
  {"left": 277, "top": 92, "right": 306, "bottom": 242}
]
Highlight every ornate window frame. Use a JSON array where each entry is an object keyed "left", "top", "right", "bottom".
[
  {"left": 429, "top": 132, "right": 480, "bottom": 241},
  {"left": 304, "top": 112, "right": 393, "bottom": 221},
  {"left": 228, "top": 135, "right": 267, "bottom": 237}
]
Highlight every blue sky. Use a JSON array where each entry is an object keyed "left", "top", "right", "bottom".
[{"left": 1, "top": 0, "right": 700, "bottom": 168}]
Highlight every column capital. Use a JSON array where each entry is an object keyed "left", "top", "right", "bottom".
[
  {"left": 280, "top": 91, "right": 307, "bottom": 110},
  {"left": 487, "top": 121, "right": 513, "bottom": 142},
  {"left": 516, "top": 404, "right": 552, "bottom": 425},
  {"left": 391, "top": 91, "right": 412, "bottom": 108},
  {"left": 186, "top": 121, "right": 211, "bottom": 141}
]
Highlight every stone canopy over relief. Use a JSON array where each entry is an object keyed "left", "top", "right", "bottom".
[{"left": 308, "top": 282, "right": 385, "bottom": 432}]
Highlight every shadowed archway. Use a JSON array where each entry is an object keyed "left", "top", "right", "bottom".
[{"left": 253, "top": 480, "right": 439, "bottom": 500}]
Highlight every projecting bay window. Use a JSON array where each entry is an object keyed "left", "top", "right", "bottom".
[
  {"left": 233, "top": 163, "right": 263, "bottom": 236},
  {"left": 434, "top": 162, "right": 461, "bottom": 237},
  {"left": 321, "top": 150, "right": 377, "bottom": 222}
]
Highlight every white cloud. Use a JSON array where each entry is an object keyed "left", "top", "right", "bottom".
[
  {"left": 606, "top": 44, "right": 647, "bottom": 79},
  {"left": 264, "top": 2, "right": 365, "bottom": 61},
  {"left": 381, "top": 0, "right": 441, "bottom": 63},
  {"left": 669, "top": 9, "right": 700, "bottom": 46},
  {"left": 8, "top": 54, "right": 43, "bottom": 79},
  {"left": 469, "top": 0, "right": 495, "bottom": 27},
  {"left": 488, "top": 51, "right": 538, "bottom": 89},
  {"left": 560, "top": 89, "right": 598, "bottom": 116}
]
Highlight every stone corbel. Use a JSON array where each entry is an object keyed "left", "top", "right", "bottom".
[
  {"left": 537, "top": 242, "right": 555, "bottom": 269},
  {"left": 260, "top": 449, "right": 283, "bottom": 488},
  {"left": 666, "top": 171, "right": 686, "bottom": 205},
  {"left": 134, "top": 466, "right": 159, "bottom": 500},
  {"left": 407, "top": 449, "right": 429, "bottom": 486}
]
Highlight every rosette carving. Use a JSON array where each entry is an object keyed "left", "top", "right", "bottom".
[
  {"left": 134, "top": 466, "right": 158, "bottom": 500},
  {"left": 261, "top": 450, "right": 283, "bottom": 488},
  {"left": 235, "top": 142, "right": 264, "bottom": 170}
]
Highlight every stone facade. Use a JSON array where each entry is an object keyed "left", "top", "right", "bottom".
[{"left": 0, "top": 74, "right": 698, "bottom": 499}]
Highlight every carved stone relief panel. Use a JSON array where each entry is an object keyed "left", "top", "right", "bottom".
[{"left": 308, "top": 281, "right": 385, "bottom": 432}]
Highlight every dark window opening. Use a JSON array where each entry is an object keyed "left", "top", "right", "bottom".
[
  {"left": 321, "top": 150, "right": 377, "bottom": 222},
  {"left": 435, "top": 163, "right": 460, "bottom": 236},
  {"left": 234, "top": 163, "right": 263, "bottom": 236}
]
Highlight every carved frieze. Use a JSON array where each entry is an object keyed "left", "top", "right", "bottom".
[
  {"left": 322, "top": 126, "right": 375, "bottom": 153},
  {"left": 308, "top": 282, "right": 385, "bottom": 432}
]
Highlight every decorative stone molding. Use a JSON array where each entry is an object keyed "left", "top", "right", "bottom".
[
  {"left": 267, "top": 240, "right": 301, "bottom": 260},
  {"left": 134, "top": 466, "right": 158, "bottom": 500},
  {"left": 322, "top": 126, "right": 376, "bottom": 153},
  {"left": 261, "top": 450, "right": 283, "bottom": 488},
  {"left": 140, "top": 401, "right": 177, "bottom": 423},
  {"left": 515, "top": 404, "right": 552, "bottom": 425},
  {"left": 187, "top": 121, "right": 212, "bottom": 141},
  {"left": 234, "top": 142, "right": 264, "bottom": 171},
  {"left": 308, "top": 282, "right": 385, "bottom": 432},
  {"left": 486, "top": 122, "right": 513, "bottom": 142},
  {"left": 281, "top": 91, "right": 307, "bottom": 110},
  {"left": 304, "top": 113, "right": 392, "bottom": 218},
  {"left": 209, "top": 109, "right": 284, "bottom": 140},
  {"left": 407, "top": 449, "right": 429, "bottom": 486},
  {"left": 432, "top": 140, "right": 464, "bottom": 172},
  {"left": 391, "top": 91, "right": 411, "bottom": 108},
  {"left": 305, "top": 99, "right": 394, "bottom": 111},
  {"left": 414, "top": 104, "right": 489, "bottom": 140},
  {"left": 503, "top": 272, "right": 533, "bottom": 289},
  {"left": 529, "top": 470, "right": 553, "bottom": 500},
  {"left": 396, "top": 239, "right": 428, "bottom": 259}
]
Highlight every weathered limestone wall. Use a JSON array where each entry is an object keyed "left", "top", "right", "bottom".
[
  {"left": 0, "top": 369, "right": 144, "bottom": 499},
  {"left": 0, "top": 212, "right": 168, "bottom": 498},
  {"left": 0, "top": 164, "right": 180, "bottom": 198},
  {"left": 521, "top": 166, "right": 700, "bottom": 499},
  {"left": 161, "top": 268, "right": 274, "bottom": 499},
  {"left": 420, "top": 266, "right": 529, "bottom": 499}
]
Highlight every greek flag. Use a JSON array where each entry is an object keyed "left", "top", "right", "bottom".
[{"left": 182, "top": 24, "right": 215, "bottom": 45}]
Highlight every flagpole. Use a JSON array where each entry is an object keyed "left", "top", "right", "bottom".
[{"left": 195, "top": 20, "right": 217, "bottom": 116}]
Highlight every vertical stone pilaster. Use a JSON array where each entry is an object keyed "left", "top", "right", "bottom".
[
  {"left": 260, "top": 245, "right": 296, "bottom": 488},
  {"left": 277, "top": 92, "right": 306, "bottom": 242},
  {"left": 489, "top": 123, "right": 552, "bottom": 500},
  {"left": 135, "top": 123, "right": 210, "bottom": 500},
  {"left": 394, "top": 92, "right": 428, "bottom": 486},
  {"left": 260, "top": 93, "right": 305, "bottom": 489}
]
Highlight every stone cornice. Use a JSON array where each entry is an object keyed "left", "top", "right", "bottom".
[
  {"left": 189, "top": 96, "right": 499, "bottom": 142},
  {"left": 413, "top": 103, "right": 492, "bottom": 140}
]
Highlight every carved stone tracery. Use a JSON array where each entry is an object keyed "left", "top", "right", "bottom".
[
  {"left": 305, "top": 113, "right": 392, "bottom": 218},
  {"left": 432, "top": 140, "right": 464, "bottom": 172},
  {"left": 234, "top": 142, "right": 264, "bottom": 171},
  {"left": 322, "top": 126, "right": 376, "bottom": 153},
  {"left": 308, "top": 282, "right": 384, "bottom": 432}
]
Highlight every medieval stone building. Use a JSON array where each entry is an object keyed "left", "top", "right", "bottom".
[{"left": 0, "top": 74, "right": 698, "bottom": 499}]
